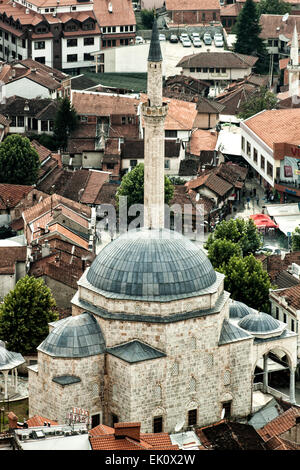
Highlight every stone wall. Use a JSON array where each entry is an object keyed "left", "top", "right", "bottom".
[{"left": 29, "top": 351, "right": 104, "bottom": 423}]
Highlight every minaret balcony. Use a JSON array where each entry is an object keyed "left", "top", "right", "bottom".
[{"left": 142, "top": 102, "right": 168, "bottom": 117}]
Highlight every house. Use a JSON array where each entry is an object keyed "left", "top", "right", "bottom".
[
  {"left": 165, "top": 0, "right": 221, "bottom": 25},
  {"left": 0, "top": 246, "right": 26, "bottom": 299},
  {"left": 0, "top": 114, "right": 10, "bottom": 141},
  {"left": 0, "top": 96, "right": 59, "bottom": 135},
  {"left": 259, "top": 14, "right": 300, "bottom": 63},
  {"left": 240, "top": 108, "right": 300, "bottom": 200},
  {"left": 22, "top": 193, "right": 96, "bottom": 252},
  {"left": 121, "top": 139, "right": 181, "bottom": 176},
  {"left": 176, "top": 52, "right": 258, "bottom": 90},
  {"left": 186, "top": 129, "right": 218, "bottom": 164},
  {"left": 0, "top": 60, "right": 68, "bottom": 100},
  {"left": 29, "top": 236, "right": 95, "bottom": 310},
  {"left": 163, "top": 75, "right": 211, "bottom": 98},
  {"left": 257, "top": 405, "right": 300, "bottom": 449},
  {"left": 89, "top": 422, "right": 179, "bottom": 450}
]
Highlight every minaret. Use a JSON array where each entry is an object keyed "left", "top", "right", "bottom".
[
  {"left": 288, "top": 24, "right": 300, "bottom": 98},
  {"left": 142, "top": 18, "right": 168, "bottom": 229}
]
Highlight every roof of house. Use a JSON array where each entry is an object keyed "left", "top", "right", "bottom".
[
  {"left": 217, "top": 83, "right": 258, "bottom": 116},
  {"left": 165, "top": 0, "right": 220, "bottom": 11},
  {"left": 18, "top": 58, "right": 67, "bottom": 81},
  {"left": 220, "top": 2, "right": 242, "bottom": 17},
  {"left": 0, "top": 95, "right": 58, "bottom": 119},
  {"left": 93, "top": 0, "right": 136, "bottom": 28},
  {"left": 94, "top": 182, "right": 119, "bottom": 206},
  {"left": 264, "top": 252, "right": 300, "bottom": 282},
  {"left": 273, "top": 270, "right": 300, "bottom": 289},
  {"left": 89, "top": 422, "right": 178, "bottom": 450},
  {"left": 83, "top": 72, "right": 147, "bottom": 93},
  {"left": 196, "top": 97, "right": 225, "bottom": 114},
  {"left": 0, "top": 184, "right": 33, "bottom": 209},
  {"left": 177, "top": 52, "right": 258, "bottom": 69},
  {"left": 72, "top": 91, "right": 139, "bottom": 117},
  {"left": 258, "top": 406, "right": 300, "bottom": 441},
  {"left": 186, "top": 171, "right": 233, "bottom": 196},
  {"left": 140, "top": 94, "right": 198, "bottom": 130},
  {"left": 189, "top": 129, "right": 218, "bottom": 156},
  {"left": 242, "top": 109, "right": 300, "bottom": 149},
  {"left": 79, "top": 171, "right": 110, "bottom": 205},
  {"left": 0, "top": 246, "right": 26, "bottom": 275},
  {"left": 273, "top": 284, "right": 300, "bottom": 310},
  {"left": 170, "top": 184, "right": 215, "bottom": 216},
  {"left": 31, "top": 140, "right": 52, "bottom": 163},
  {"left": 196, "top": 421, "right": 266, "bottom": 450},
  {"left": 259, "top": 13, "right": 300, "bottom": 40},
  {"left": 26, "top": 416, "right": 58, "bottom": 427}
]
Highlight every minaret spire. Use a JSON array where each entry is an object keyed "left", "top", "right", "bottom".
[{"left": 142, "top": 18, "right": 168, "bottom": 229}]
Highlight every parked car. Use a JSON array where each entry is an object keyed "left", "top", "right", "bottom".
[
  {"left": 170, "top": 34, "right": 179, "bottom": 43},
  {"left": 135, "top": 36, "right": 144, "bottom": 44},
  {"left": 193, "top": 38, "right": 202, "bottom": 47},
  {"left": 203, "top": 34, "right": 212, "bottom": 45},
  {"left": 182, "top": 38, "right": 192, "bottom": 47},
  {"left": 180, "top": 33, "right": 189, "bottom": 43},
  {"left": 214, "top": 37, "right": 224, "bottom": 47},
  {"left": 159, "top": 34, "right": 166, "bottom": 41},
  {"left": 191, "top": 32, "right": 200, "bottom": 39},
  {"left": 256, "top": 245, "right": 281, "bottom": 255}
]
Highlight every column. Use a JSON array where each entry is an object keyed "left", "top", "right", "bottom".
[
  {"left": 263, "top": 353, "right": 268, "bottom": 393},
  {"left": 290, "top": 367, "right": 296, "bottom": 405},
  {"left": 3, "top": 370, "right": 8, "bottom": 400},
  {"left": 14, "top": 369, "right": 18, "bottom": 393}
]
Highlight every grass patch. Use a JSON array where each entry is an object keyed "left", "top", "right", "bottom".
[{"left": 0, "top": 398, "right": 28, "bottom": 432}]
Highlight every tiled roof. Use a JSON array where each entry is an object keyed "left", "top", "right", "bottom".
[
  {"left": 166, "top": 0, "right": 220, "bottom": 10},
  {"left": 140, "top": 94, "right": 198, "bottom": 130},
  {"left": 242, "top": 109, "right": 300, "bottom": 149},
  {"left": 26, "top": 416, "right": 58, "bottom": 427},
  {"left": 121, "top": 139, "right": 180, "bottom": 159},
  {"left": 186, "top": 171, "right": 233, "bottom": 196},
  {"left": 177, "top": 52, "right": 258, "bottom": 69},
  {"left": 265, "top": 251, "right": 300, "bottom": 282},
  {"left": 94, "top": 182, "right": 119, "bottom": 206},
  {"left": 89, "top": 422, "right": 178, "bottom": 450},
  {"left": 0, "top": 95, "right": 58, "bottom": 118},
  {"left": 189, "top": 129, "right": 218, "bottom": 156},
  {"left": 274, "top": 284, "right": 300, "bottom": 310},
  {"left": 93, "top": 0, "right": 136, "bottom": 28},
  {"left": 0, "top": 246, "right": 26, "bottom": 274},
  {"left": 273, "top": 270, "right": 300, "bottom": 289},
  {"left": 196, "top": 97, "right": 225, "bottom": 114},
  {"left": 18, "top": 59, "right": 67, "bottom": 82},
  {"left": 80, "top": 171, "right": 110, "bottom": 205},
  {"left": 196, "top": 421, "right": 266, "bottom": 450},
  {"left": 220, "top": 3, "right": 241, "bottom": 16},
  {"left": 72, "top": 91, "right": 139, "bottom": 116},
  {"left": 107, "top": 340, "right": 166, "bottom": 363},
  {"left": 31, "top": 140, "right": 52, "bottom": 163},
  {"left": 217, "top": 83, "right": 258, "bottom": 116},
  {"left": 258, "top": 406, "right": 300, "bottom": 441},
  {"left": 259, "top": 13, "right": 300, "bottom": 40},
  {"left": 0, "top": 184, "right": 33, "bottom": 209}
]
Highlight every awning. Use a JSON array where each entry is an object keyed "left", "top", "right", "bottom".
[{"left": 250, "top": 214, "right": 278, "bottom": 228}]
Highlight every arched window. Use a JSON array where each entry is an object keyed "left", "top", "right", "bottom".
[
  {"left": 189, "top": 377, "right": 196, "bottom": 393},
  {"left": 224, "top": 370, "right": 231, "bottom": 386},
  {"left": 171, "top": 362, "right": 179, "bottom": 376}
]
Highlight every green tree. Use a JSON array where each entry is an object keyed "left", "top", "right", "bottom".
[
  {"left": 257, "top": 0, "right": 291, "bottom": 15},
  {"left": 207, "top": 239, "right": 243, "bottom": 269},
  {"left": 0, "top": 276, "right": 58, "bottom": 355},
  {"left": 53, "top": 97, "right": 78, "bottom": 150},
  {"left": 234, "top": 0, "right": 269, "bottom": 74},
  {"left": 0, "top": 134, "right": 40, "bottom": 185},
  {"left": 116, "top": 163, "right": 174, "bottom": 209},
  {"left": 205, "top": 218, "right": 262, "bottom": 256},
  {"left": 292, "top": 226, "right": 300, "bottom": 251},
  {"left": 238, "top": 87, "right": 278, "bottom": 120},
  {"left": 141, "top": 9, "right": 155, "bottom": 29},
  {"left": 217, "top": 254, "right": 273, "bottom": 311}
]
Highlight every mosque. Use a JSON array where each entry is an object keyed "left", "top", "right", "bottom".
[{"left": 28, "top": 21, "right": 298, "bottom": 434}]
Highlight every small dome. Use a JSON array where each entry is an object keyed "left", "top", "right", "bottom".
[
  {"left": 229, "top": 301, "right": 255, "bottom": 319},
  {"left": 238, "top": 312, "right": 281, "bottom": 334},
  {"left": 38, "top": 313, "right": 106, "bottom": 358},
  {"left": 86, "top": 228, "right": 217, "bottom": 299},
  {"left": 0, "top": 346, "right": 25, "bottom": 370}
]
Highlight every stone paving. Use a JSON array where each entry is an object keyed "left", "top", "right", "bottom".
[{"left": 0, "top": 375, "right": 28, "bottom": 402}]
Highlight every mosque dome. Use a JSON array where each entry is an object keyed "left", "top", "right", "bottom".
[
  {"left": 229, "top": 301, "right": 255, "bottom": 319},
  {"left": 238, "top": 312, "right": 282, "bottom": 335},
  {"left": 0, "top": 345, "right": 25, "bottom": 370},
  {"left": 86, "top": 228, "right": 217, "bottom": 299},
  {"left": 38, "top": 313, "right": 105, "bottom": 358}
]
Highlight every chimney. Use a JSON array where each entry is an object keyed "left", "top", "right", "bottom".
[
  {"left": 8, "top": 412, "right": 18, "bottom": 430},
  {"left": 114, "top": 422, "right": 141, "bottom": 441}
]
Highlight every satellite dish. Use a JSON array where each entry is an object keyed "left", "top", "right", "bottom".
[
  {"left": 175, "top": 420, "right": 185, "bottom": 433},
  {"left": 282, "top": 13, "right": 289, "bottom": 22},
  {"left": 196, "top": 193, "right": 200, "bottom": 202},
  {"left": 221, "top": 408, "right": 226, "bottom": 420}
]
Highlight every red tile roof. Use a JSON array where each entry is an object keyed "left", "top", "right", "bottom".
[
  {"left": 258, "top": 406, "right": 300, "bottom": 441},
  {"left": 272, "top": 284, "right": 300, "bottom": 310},
  {"left": 80, "top": 171, "right": 110, "bottom": 205},
  {"left": 189, "top": 129, "right": 218, "bottom": 155},
  {"left": 0, "top": 246, "right": 26, "bottom": 275},
  {"left": 166, "top": 0, "right": 220, "bottom": 10},
  {"left": 186, "top": 171, "right": 233, "bottom": 196},
  {"left": 0, "top": 184, "right": 33, "bottom": 210},
  {"left": 31, "top": 140, "right": 52, "bottom": 163},
  {"left": 89, "top": 422, "right": 178, "bottom": 451},
  {"left": 26, "top": 415, "right": 58, "bottom": 427},
  {"left": 177, "top": 52, "right": 258, "bottom": 70},
  {"left": 93, "top": 0, "right": 136, "bottom": 28},
  {"left": 72, "top": 91, "right": 139, "bottom": 117}
]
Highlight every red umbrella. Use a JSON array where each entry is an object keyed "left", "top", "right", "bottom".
[{"left": 250, "top": 214, "right": 278, "bottom": 228}]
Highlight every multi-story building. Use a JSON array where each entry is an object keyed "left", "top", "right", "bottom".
[
  {"left": 0, "top": 0, "right": 135, "bottom": 74},
  {"left": 165, "top": 0, "right": 221, "bottom": 25}
]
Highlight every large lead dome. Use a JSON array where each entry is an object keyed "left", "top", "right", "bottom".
[{"left": 87, "top": 228, "right": 217, "bottom": 298}]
